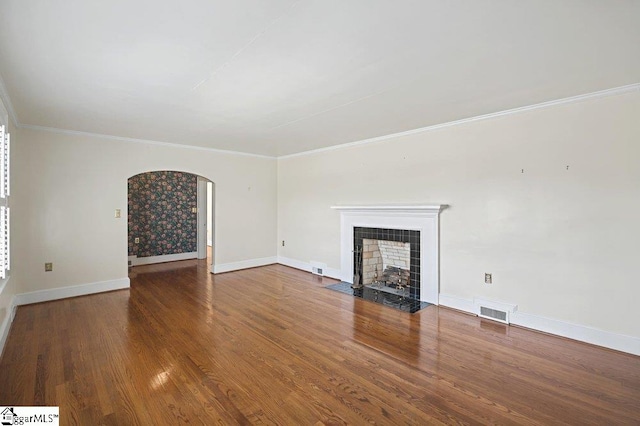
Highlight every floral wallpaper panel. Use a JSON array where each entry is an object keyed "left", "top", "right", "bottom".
[{"left": 128, "top": 171, "right": 198, "bottom": 257}]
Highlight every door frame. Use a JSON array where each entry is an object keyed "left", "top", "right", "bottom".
[
  {"left": 196, "top": 178, "right": 215, "bottom": 271},
  {"left": 196, "top": 177, "right": 208, "bottom": 260}
]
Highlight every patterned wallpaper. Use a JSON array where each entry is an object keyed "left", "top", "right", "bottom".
[{"left": 128, "top": 171, "right": 198, "bottom": 257}]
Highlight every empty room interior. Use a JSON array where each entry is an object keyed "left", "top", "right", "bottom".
[{"left": 0, "top": 1, "right": 639, "bottom": 424}]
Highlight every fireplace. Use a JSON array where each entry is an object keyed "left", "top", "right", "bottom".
[
  {"left": 354, "top": 227, "right": 420, "bottom": 299},
  {"left": 331, "top": 205, "right": 445, "bottom": 305}
]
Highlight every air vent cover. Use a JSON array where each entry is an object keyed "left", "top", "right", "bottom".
[
  {"left": 310, "top": 261, "right": 327, "bottom": 277},
  {"left": 480, "top": 306, "right": 508, "bottom": 323},
  {"left": 474, "top": 298, "right": 517, "bottom": 324}
]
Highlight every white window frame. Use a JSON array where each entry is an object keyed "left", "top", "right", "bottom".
[{"left": 0, "top": 124, "right": 10, "bottom": 279}]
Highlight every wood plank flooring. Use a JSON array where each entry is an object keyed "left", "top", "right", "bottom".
[{"left": 1, "top": 260, "right": 639, "bottom": 424}]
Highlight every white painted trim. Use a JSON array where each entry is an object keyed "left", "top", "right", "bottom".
[
  {"left": 438, "top": 293, "right": 640, "bottom": 356},
  {"left": 438, "top": 293, "right": 476, "bottom": 313},
  {"left": 473, "top": 298, "right": 518, "bottom": 314},
  {"left": 15, "top": 278, "right": 130, "bottom": 306},
  {"left": 19, "top": 124, "right": 275, "bottom": 159},
  {"left": 131, "top": 252, "right": 197, "bottom": 266},
  {"left": 331, "top": 205, "right": 445, "bottom": 213},
  {"left": 278, "top": 256, "right": 312, "bottom": 273},
  {"left": 213, "top": 256, "right": 277, "bottom": 274},
  {"left": 4, "top": 81, "right": 637, "bottom": 160},
  {"left": 0, "top": 295, "right": 16, "bottom": 359},
  {"left": 511, "top": 311, "right": 640, "bottom": 356},
  {"left": 0, "top": 276, "right": 14, "bottom": 357},
  {"left": 279, "top": 83, "right": 640, "bottom": 159},
  {"left": 196, "top": 178, "right": 208, "bottom": 259},
  {"left": 334, "top": 205, "right": 444, "bottom": 304},
  {"left": 277, "top": 256, "right": 342, "bottom": 280}
]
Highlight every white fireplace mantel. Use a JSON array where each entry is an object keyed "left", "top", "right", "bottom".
[
  {"left": 331, "top": 204, "right": 447, "bottom": 304},
  {"left": 331, "top": 205, "right": 445, "bottom": 214}
]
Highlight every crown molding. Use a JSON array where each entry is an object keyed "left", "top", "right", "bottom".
[
  {"left": 18, "top": 124, "right": 276, "bottom": 159},
  {"left": 4, "top": 81, "right": 638, "bottom": 159},
  {"left": 278, "top": 83, "right": 640, "bottom": 160}
]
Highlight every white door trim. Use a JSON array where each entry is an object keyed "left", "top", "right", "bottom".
[{"left": 196, "top": 177, "right": 207, "bottom": 259}]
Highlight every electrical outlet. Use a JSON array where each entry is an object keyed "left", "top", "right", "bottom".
[
  {"left": 45, "top": 262, "right": 53, "bottom": 272},
  {"left": 114, "top": 209, "right": 121, "bottom": 218},
  {"left": 134, "top": 237, "right": 140, "bottom": 243},
  {"left": 282, "top": 240, "right": 285, "bottom": 247},
  {"left": 485, "top": 273, "right": 492, "bottom": 284}
]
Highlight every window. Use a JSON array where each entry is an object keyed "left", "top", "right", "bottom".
[
  {"left": 0, "top": 124, "right": 8, "bottom": 198},
  {"left": 0, "top": 124, "right": 9, "bottom": 279}
]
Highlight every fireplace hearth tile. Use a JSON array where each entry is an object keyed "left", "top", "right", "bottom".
[{"left": 325, "top": 282, "right": 431, "bottom": 313}]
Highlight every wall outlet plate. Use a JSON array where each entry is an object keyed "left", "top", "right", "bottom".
[
  {"left": 45, "top": 262, "right": 53, "bottom": 272},
  {"left": 115, "top": 209, "right": 121, "bottom": 218},
  {"left": 485, "top": 273, "right": 492, "bottom": 284}
]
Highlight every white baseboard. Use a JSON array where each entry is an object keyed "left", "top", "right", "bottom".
[
  {"left": 438, "top": 293, "right": 476, "bottom": 313},
  {"left": 277, "top": 256, "right": 342, "bottom": 280},
  {"left": 0, "top": 277, "right": 15, "bottom": 358},
  {"left": 510, "top": 311, "right": 640, "bottom": 356},
  {"left": 438, "top": 292, "right": 639, "bottom": 356},
  {"left": 131, "top": 252, "right": 197, "bottom": 266},
  {"left": 0, "top": 296, "right": 16, "bottom": 360},
  {"left": 15, "top": 278, "right": 130, "bottom": 306},
  {"left": 213, "top": 256, "right": 277, "bottom": 274}
]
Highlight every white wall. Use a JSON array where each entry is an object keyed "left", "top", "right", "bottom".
[
  {"left": 4, "top": 88, "right": 638, "bottom": 354},
  {"left": 277, "top": 90, "right": 640, "bottom": 340},
  {"left": 13, "top": 127, "right": 277, "bottom": 294}
]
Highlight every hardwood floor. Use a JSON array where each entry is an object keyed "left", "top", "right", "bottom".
[{"left": 1, "top": 260, "right": 639, "bottom": 425}]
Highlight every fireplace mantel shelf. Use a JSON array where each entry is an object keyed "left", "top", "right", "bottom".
[{"left": 331, "top": 205, "right": 447, "bottom": 213}]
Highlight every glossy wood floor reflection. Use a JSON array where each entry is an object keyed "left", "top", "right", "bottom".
[{"left": 1, "top": 262, "right": 639, "bottom": 425}]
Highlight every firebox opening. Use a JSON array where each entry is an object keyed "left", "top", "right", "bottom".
[{"left": 362, "top": 239, "right": 410, "bottom": 290}]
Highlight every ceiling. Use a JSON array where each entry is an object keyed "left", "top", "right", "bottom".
[{"left": 0, "top": 1, "right": 638, "bottom": 157}]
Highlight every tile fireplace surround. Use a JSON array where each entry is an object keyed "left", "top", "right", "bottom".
[{"left": 331, "top": 205, "right": 445, "bottom": 304}]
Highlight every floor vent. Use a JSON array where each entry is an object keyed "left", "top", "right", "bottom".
[
  {"left": 128, "top": 255, "right": 137, "bottom": 268},
  {"left": 310, "top": 261, "right": 326, "bottom": 277},
  {"left": 479, "top": 306, "right": 508, "bottom": 324},
  {"left": 474, "top": 298, "right": 517, "bottom": 324}
]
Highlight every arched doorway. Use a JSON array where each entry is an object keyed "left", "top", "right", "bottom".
[{"left": 127, "top": 170, "right": 215, "bottom": 272}]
